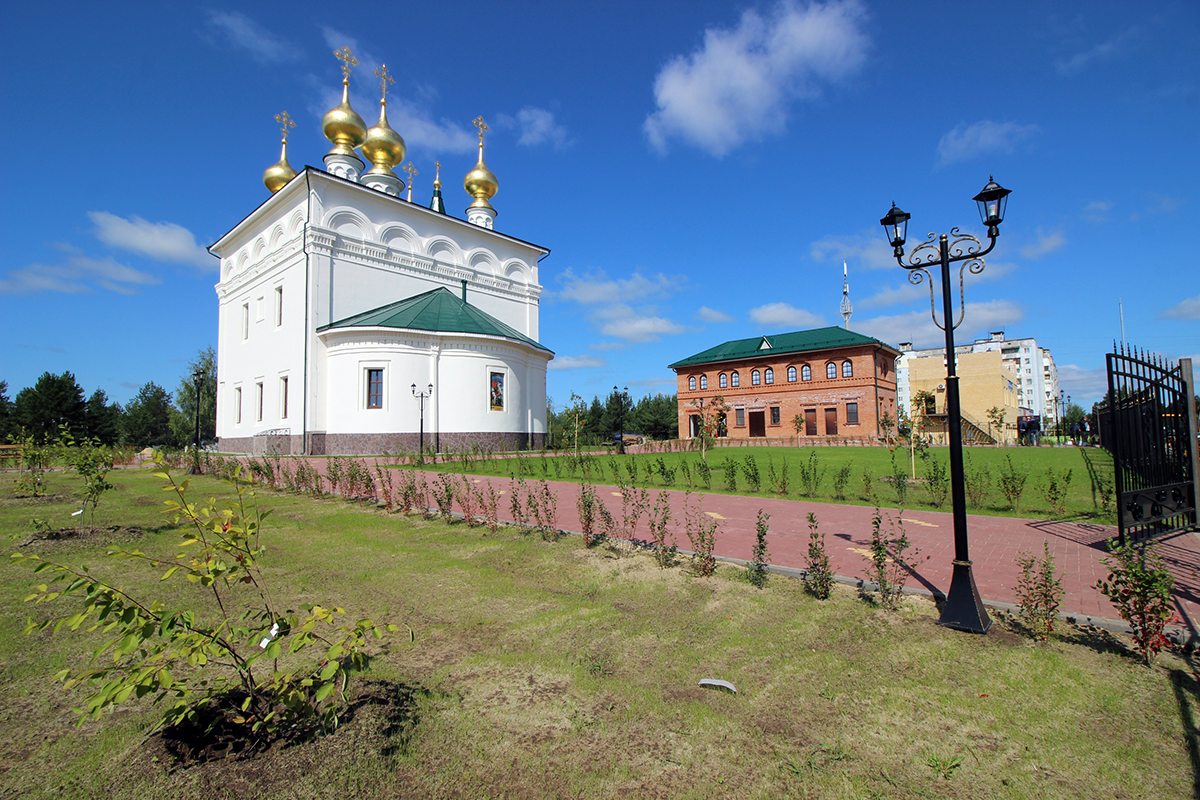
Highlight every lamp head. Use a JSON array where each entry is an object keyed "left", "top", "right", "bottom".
[
  {"left": 973, "top": 175, "right": 1011, "bottom": 236},
  {"left": 879, "top": 203, "right": 910, "bottom": 256}
]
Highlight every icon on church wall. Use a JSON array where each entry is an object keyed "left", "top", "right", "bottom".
[{"left": 490, "top": 372, "right": 504, "bottom": 411}]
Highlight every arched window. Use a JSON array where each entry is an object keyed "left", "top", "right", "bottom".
[
  {"left": 765, "top": 368, "right": 774, "bottom": 384},
  {"left": 842, "top": 360, "right": 853, "bottom": 378},
  {"left": 801, "top": 364, "right": 811, "bottom": 381},
  {"left": 700, "top": 375, "right": 708, "bottom": 389},
  {"left": 787, "top": 366, "right": 797, "bottom": 382},
  {"left": 731, "top": 371, "right": 740, "bottom": 387},
  {"left": 751, "top": 370, "right": 761, "bottom": 386},
  {"left": 719, "top": 373, "right": 727, "bottom": 389},
  {"left": 688, "top": 376, "right": 696, "bottom": 391},
  {"left": 826, "top": 362, "right": 837, "bottom": 379}
]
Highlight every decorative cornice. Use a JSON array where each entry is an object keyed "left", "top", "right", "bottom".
[{"left": 216, "top": 233, "right": 305, "bottom": 298}]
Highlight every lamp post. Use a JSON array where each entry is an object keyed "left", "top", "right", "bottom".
[
  {"left": 412, "top": 383, "right": 432, "bottom": 456},
  {"left": 613, "top": 385, "right": 629, "bottom": 454},
  {"left": 189, "top": 368, "right": 204, "bottom": 475},
  {"left": 879, "top": 176, "right": 1011, "bottom": 634},
  {"left": 1058, "top": 391, "right": 1070, "bottom": 445}
]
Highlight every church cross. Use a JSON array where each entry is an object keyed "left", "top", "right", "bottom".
[
  {"left": 403, "top": 162, "right": 418, "bottom": 201},
  {"left": 473, "top": 116, "right": 489, "bottom": 146},
  {"left": 374, "top": 64, "right": 394, "bottom": 99},
  {"left": 334, "top": 47, "right": 358, "bottom": 80},
  {"left": 274, "top": 111, "right": 295, "bottom": 142},
  {"left": 434, "top": 160, "right": 441, "bottom": 182}
]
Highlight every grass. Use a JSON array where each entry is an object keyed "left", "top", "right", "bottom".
[
  {"left": 0, "top": 464, "right": 1193, "bottom": 799},
  {"left": 413, "top": 444, "right": 1118, "bottom": 524}
]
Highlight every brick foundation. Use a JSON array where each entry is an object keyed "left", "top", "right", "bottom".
[{"left": 219, "top": 431, "right": 543, "bottom": 456}]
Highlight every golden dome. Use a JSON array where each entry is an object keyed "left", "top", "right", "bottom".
[
  {"left": 464, "top": 145, "right": 498, "bottom": 209},
  {"left": 263, "top": 140, "right": 298, "bottom": 193},
  {"left": 321, "top": 79, "right": 367, "bottom": 157},
  {"left": 362, "top": 100, "right": 406, "bottom": 175}
]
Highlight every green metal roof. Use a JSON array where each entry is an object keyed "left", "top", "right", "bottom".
[
  {"left": 669, "top": 326, "right": 896, "bottom": 369},
  {"left": 318, "top": 287, "right": 552, "bottom": 353}
]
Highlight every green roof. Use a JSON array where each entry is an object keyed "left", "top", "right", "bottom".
[
  {"left": 318, "top": 287, "right": 552, "bottom": 353},
  {"left": 669, "top": 326, "right": 896, "bottom": 369}
]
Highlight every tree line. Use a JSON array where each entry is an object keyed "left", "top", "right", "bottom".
[
  {"left": 1, "top": 348, "right": 216, "bottom": 449},
  {"left": 546, "top": 389, "right": 678, "bottom": 447}
]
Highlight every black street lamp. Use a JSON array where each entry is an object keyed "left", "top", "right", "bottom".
[
  {"left": 613, "top": 385, "right": 629, "bottom": 454},
  {"left": 189, "top": 368, "right": 205, "bottom": 475},
  {"left": 1058, "top": 391, "right": 1070, "bottom": 445},
  {"left": 880, "top": 176, "right": 1011, "bottom": 634},
  {"left": 412, "top": 383, "right": 433, "bottom": 456}
]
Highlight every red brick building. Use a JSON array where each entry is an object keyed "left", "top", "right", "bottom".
[{"left": 669, "top": 327, "right": 900, "bottom": 441}]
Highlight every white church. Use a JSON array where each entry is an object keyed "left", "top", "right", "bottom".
[{"left": 210, "top": 53, "right": 553, "bottom": 456}]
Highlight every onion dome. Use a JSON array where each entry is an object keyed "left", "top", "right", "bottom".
[
  {"left": 321, "top": 78, "right": 367, "bottom": 157},
  {"left": 464, "top": 117, "right": 498, "bottom": 210},
  {"left": 263, "top": 111, "right": 298, "bottom": 194},
  {"left": 263, "top": 140, "right": 298, "bottom": 193},
  {"left": 362, "top": 100, "right": 406, "bottom": 176}
]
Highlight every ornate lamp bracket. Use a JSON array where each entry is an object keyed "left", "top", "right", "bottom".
[{"left": 896, "top": 228, "right": 994, "bottom": 332}]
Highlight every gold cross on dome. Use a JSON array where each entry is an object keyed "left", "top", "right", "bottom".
[
  {"left": 274, "top": 111, "right": 295, "bottom": 142},
  {"left": 402, "top": 161, "right": 418, "bottom": 182},
  {"left": 473, "top": 116, "right": 488, "bottom": 146},
  {"left": 334, "top": 47, "right": 358, "bottom": 80},
  {"left": 434, "top": 160, "right": 441, "bottom": 181},
  {"left": 374, "top": 64, "right": 394, "bottom": 99}
]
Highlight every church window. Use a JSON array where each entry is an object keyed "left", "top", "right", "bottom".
[
  {"left": 842, "top": 360, "right": 853, "bottom": 378},
  {"left": 788, "top": 366, "right": 797, "bottom": 382},
  {"left": 280, "top": 376, "right": 288, "bottom": 419},
  {"left": 255, "top": 382, "right": 264, "bottom": 422},
  {"left": 689, "top": 376, "right": 696, "bottom": 391},
  {"left": 731, "top": 371, "right": 740, "bottom": 387},
  {"left": 770, "top": 406, "right": 780, "bottom": 425},
  {"left": 234, "top": 387, "right": 242, "bottom": 424},
  {"left": 274, "top": 286, "right": 283, "bottom": 327},
  {"left": 847, "top": 402, "right": 859, "bottom": 424},
  {"left": 801, "top": 364, "right": 811, "bottom": 381},
  {"left": 735, "top": 408, "right": 745, "bottom": 427},
  {"left": 719, "top": 373, "right": 727, "bottom": 389},
  {"left": 765, "top": 368, "right": 774, "bottom": 384},
  {"left": 489, "top": 372, "right": 504, "bottom": 411},
  {"left": 751, "top": 370, "right": 760, "bottom": 386},
  {"left": 826, "top": 362, "right": 837, "bottom": 379},
  {"left": 700, "top": 375, "right": 707, "bottom": 389},
  {"left": 241, "top": 303, "right": 249, "bottom": 340},
  {"left": 367, "top": 369, "right": 384, "bottom": 409}
]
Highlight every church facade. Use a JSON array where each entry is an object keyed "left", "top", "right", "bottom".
[{"left": 211, "top": 53, "right": 552, "bottom": 455}]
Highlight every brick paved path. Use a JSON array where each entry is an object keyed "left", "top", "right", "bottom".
[{"left": 243, "top": 457, "right": 1200, "bottom": 636}]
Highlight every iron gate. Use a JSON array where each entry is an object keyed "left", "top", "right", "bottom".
[{"left": 1100, "top": 345, "right": 1197, "bottom": 545}]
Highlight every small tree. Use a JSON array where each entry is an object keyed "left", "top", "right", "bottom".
[
  {"left": 803, "top": 512, "right": 833, "bottom": 599},
  {"left": 689, "top": 395, "right": 729, "bottom": 464},
  {"left": 986, "top": 405, "right": 1007, "bottom": 444},
  {"left": 908, "top": 390, "right": 935, "bottom": 476},
  {"left": 1096, "top": 541, "right": 1176, "bottom": 665},
  {"left": 565, "top": 392, "right": 588, "bottom": 462},
  {"left": 746, "top": 510, "right": 770, "bottom": 588},
  {"left": 1014, "top": 542, "right": 1064, "bottom": 642}
]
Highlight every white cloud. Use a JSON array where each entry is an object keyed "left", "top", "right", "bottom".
[
  {"left": 1019, "top": 229, "right": 1066, "bottom": 260},
  {"left": 548, "top": 355, "right": 607, "bottom": 370},
  {"left": 1056, "top": 28, "right": 1141, "bottom": 76},
  {"left": 0, "top": 248, "right": 159, "bottom": 295},
  {"left": 1129, "top": 193, "right": 1183, "bottom": 222},
  {"left": 205, "top": 11, "right": 298, "bottom": 63},
  {"left": 644, "top": 0, "right": 869, "bottom": 156},
  {"left": 495, "top": 108, "right": 571, "bottom": 149},
  {"left": 1055, "top": 363, "right": 1108, "bottom": 399},
  {"left": 1081, "top": 200, "right": 1112, "bottom": 224},
  {"left": 859, "top": 261, "right": 1017, "bottom": 311},
  {"left": 695, "top": 306, "right": 733, "bottom": 323},
  {"left": 749, "top": 302, "right": 823, "bottom": 329},
  {"left": 858, "top": 283, "right": 925, "bottom": 310},
  {"left": 555, "top": 269, "right": 682, "bottom": 304},
  {"left": 1160, "top": 295, "right": 1200, "bottom": 321},
  {"left": 810, "top": 230, "right": 895, "bottom": 269},
  {"left": 88, "top": 212, "right": 212, "bottom": 269},
  {"left": 598, "top": 307, "right": 686, "bottom": 343},
  {"left": 854, "top": 300, "right": 1024, "bottom": 349},
  {"left": 936, "top": 121, "right": 1038, "bottom": 166}
]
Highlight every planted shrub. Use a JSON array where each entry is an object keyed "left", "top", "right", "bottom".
[
  {"left": 860, "top": 465, "right": 874, "bottom": 503},
  {"left": 964, "top": 456, "right": 991, "bottom": 508},
  {"left": 458, "top": 475, "right": 478, "bottom": 526},
  {"left": 888, "top": 451, "right": 909, "bottom": 505},
  {"left": 1041, "top": 467, "right": 1073, "bottom": 517},
  {"left": 1096, "top": 540, "right": 1176, "bottom": 665},
  {"left": 722, "top": 459, "right": 738, "bottom": 492},
  {"left": 697, "top": 458, "right": 712, "bottom": 490},
  {"left": 648, "top": 491, "right": 675, "bottom": 567},
  {"left": 434, "top": 473, "right": 455, "bottom": 523},
  {"left": 683, "top": 493, "right": 719, "bottom": 576},
  {"left": 747, "top": 510, "right": 770, "bottom": 588},
  {"left": 534, "top": 480, "right": 559, "bottom": 540},
  {"left": 1014, "top": 542, "right": 1064, "bottom": 641},
  {"left": 797, "top": 451, "right": 825, "bottom": 497},
  {"left": 618, "top": 485, "right": 650, "bottom": 543},
  {"left": 741, "top": 454, "right": 761, "bottom": 493},
  {"left": 925, "top": 456, "right": 949, "bottom": 509},
  {"left": 509, "top": 478, "right": 529, "bottom": 529},
  {"left": 832, "top": 464, "right": 852, "bottom": 501},
  {"left": 998, "top": 455, "right": 1027, "bottom": 512},
  {"left": 481, "top": 483, "right": 501, "bottom": 534},
  {"left": 374, "top": 461, "right": 396, "bottom": 511},
  {"left": 577, "top": 481, "right": 598, "bottom": 547},
  {"left": 325, "top": 456, "right": 346, "bottom": 495},
  {"left": 12, "top": 456, "right": 409, "bottom": 746},
  {"left": 803, "top": 512, "right": 833, "bottom": 599},
  {"left": 864, "top": 509, "right": 921, "bottom": 610}
]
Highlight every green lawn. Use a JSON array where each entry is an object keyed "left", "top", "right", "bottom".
[
  {"left": 416, "top": 444, "right": 1117, "bottom": 523},
  {"left": 0, "top": 464, "right": 1188, "bottom": 799}
]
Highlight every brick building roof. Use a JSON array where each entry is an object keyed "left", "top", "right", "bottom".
[{"left": 669, "top": 326, "right": 896, "bottom": 369}]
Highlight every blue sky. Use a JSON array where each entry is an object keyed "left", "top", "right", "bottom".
[{"left": 3, "top": 0, "right": 1198, "bottom": 411}]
